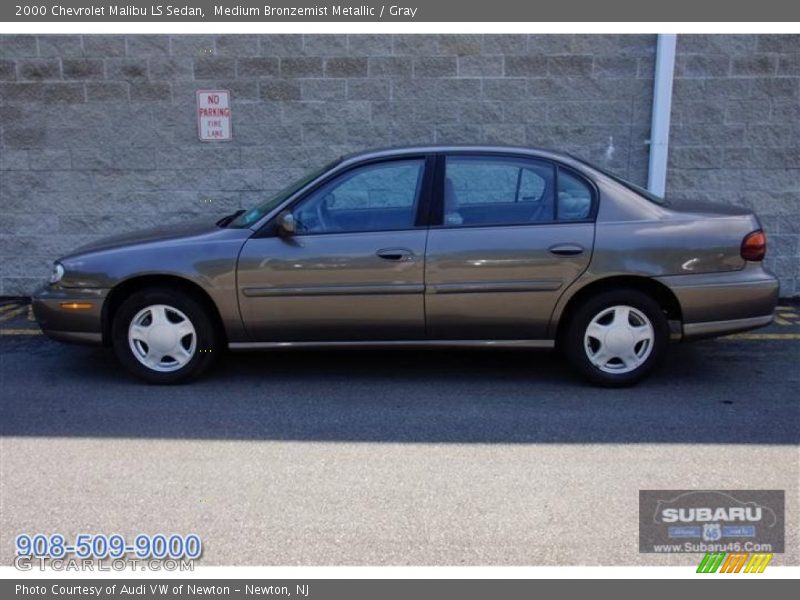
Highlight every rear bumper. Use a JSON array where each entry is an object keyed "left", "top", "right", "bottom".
[
  {"left": 656, "top": 264, "right": 779, "bottom": 341},
  {"left": 31, "top": 285, "right": 108, "bottom": 346},
  {"left": 682, "top": 314, "right": 774, "bottom": 341}
]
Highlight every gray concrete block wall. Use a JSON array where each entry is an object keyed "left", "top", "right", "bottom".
[
  {"left": 668, "top": 35, "right": 800, "bottom": 296},
  {"left": 0, "top": 34, "right": 796, "bottom": 297}
]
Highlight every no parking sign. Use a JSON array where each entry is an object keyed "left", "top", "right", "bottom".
[{"left": 196, "top": 90, "right": 232, "bottom": 141}]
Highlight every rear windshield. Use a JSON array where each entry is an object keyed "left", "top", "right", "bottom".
[{"left": 568, "top": 154, "right": 667, "bottom": 205}]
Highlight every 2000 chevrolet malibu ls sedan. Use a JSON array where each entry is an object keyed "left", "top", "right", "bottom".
[{"left": 33, "top": 146, "right": 779, "bottom": 386}]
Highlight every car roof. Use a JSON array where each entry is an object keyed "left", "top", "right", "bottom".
[{"left": 339, "top": 145, "right": 579, "bottom": 166}]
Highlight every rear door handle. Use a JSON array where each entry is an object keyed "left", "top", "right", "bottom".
[
  {"left": 376, "top": 247, "right": 414, "bottom": 261},
  {"left": 548, "top": 244, "right": 585, "bottom": 256}
]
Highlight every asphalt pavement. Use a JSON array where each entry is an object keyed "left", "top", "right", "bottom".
[{"left": 1, "top": 299, "right": 798, "bottom": 566}]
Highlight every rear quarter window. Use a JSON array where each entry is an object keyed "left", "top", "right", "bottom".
[{"left": 557, "top": 168, "right": 593, "bottom": 221}]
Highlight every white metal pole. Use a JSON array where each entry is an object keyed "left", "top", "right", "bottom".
[{"left": 647, "top": 34, "right": 677, "bottom": 198}]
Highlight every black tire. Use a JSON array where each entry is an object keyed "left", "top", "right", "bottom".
[
  {"left": 562, "top": 288, "right": 669, "bottom": 387},
  {"left": 112, "top": 287, "right": 218, "bottom": 384}
]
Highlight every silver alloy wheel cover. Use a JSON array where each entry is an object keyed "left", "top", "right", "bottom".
[
  {"left": 583, "top": 305, "right": 655, "bottom": 374},
  {"left": 128, "top": 304, "right": 197, "bottom": 373}
]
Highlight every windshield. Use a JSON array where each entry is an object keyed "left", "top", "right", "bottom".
[
  {"left": 229, "top": 160, "right": 339, "bottom": 228},
  {"left": 568, "top": 154, "right": 667, "bottom": 205}
]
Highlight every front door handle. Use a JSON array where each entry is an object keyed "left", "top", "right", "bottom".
[
  {"left": 376, "top": 248, "right": 414, "bottom": 261},
  {"left": 548, "top": 244, "right": 585, "bottom": 256}
]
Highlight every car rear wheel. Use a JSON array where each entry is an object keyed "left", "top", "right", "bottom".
[
  {"left": 112, "top": 288, "right": 218, "bottom": 384},
  {"left": 563, "top": 289, "right": 669, "bottom": 387}
]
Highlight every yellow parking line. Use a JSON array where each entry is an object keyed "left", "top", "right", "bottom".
[
  {"left": 0, "top": 303, "right": 21, "bottom": 314},
  {"left": 774, "top": 317, "right": 793, "bottom": 326},
  {"left": 0, "top": 329, "right": 41, "bottom": 336},
  {"left": 723, "top": 333, "right": 800, "bottom": 340},
  {"left": 0, "top": 306, "right": 28, "bottom": 321}
]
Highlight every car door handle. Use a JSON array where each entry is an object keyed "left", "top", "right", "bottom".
[
  {"left": 376, "top": 248, "right": 414, "bottom": 261},
  {"left": 548, "top": 244, "right": 585, "bottom": 256}
]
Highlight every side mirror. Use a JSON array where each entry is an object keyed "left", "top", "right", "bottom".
[{"left": 277, "top": 211, "right": 296, "bottom": 236}]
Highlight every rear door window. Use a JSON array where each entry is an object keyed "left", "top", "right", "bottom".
[{"left": 443, "top": 156, "right": 556, "bottom": 227}]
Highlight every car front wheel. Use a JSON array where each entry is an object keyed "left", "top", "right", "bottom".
[
  {"left": 563, "top": 289, "right": 669, "bottom": 387},
  {"left": 112, "top": 288, "right": 218, "bottom": 384}
]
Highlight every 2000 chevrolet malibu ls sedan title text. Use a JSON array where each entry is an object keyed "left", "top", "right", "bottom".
[{"left": 33, "top": 146, "right": 779, "bottom": 386}]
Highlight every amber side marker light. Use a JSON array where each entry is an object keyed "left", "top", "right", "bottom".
[
  {"left": 60, "top": 302, "right": 94, "bottom": 310},
  {"left": 741, "top": 230, "right": 767, "bottom": 262}
]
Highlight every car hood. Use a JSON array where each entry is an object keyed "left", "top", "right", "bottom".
[{"left": 63, "top": 217, "right": 223, "bottom": 258}]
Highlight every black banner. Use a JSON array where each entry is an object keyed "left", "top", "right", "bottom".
[
  {"left": 4, "top": 0, "right": 800, "bottom": 22},
  {"left": 4, "top": 580, "right": 800, "bottom": 599}
]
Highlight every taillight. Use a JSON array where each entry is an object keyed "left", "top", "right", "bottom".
[{"left": 741, "top": 230, "right": 766, "bottom": 261}]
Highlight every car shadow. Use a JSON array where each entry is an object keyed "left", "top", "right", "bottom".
[{"left": 1, "top": 337, "right": 798, "bottom": 444}]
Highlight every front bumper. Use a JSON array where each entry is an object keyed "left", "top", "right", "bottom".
[
  {"left": 31, "top": 285, "right": 109, "bottom": 345},
  {"left": 656, "top": 263, "right": 779, "bottom": 341}
]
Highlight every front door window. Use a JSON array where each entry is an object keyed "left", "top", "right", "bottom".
[{"left": 292, "top": 159, "right": 425, "bottom": 234}]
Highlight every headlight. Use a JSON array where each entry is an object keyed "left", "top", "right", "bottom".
[{"left": 49, "top": 262, "right": 65, "bottom": 284}]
